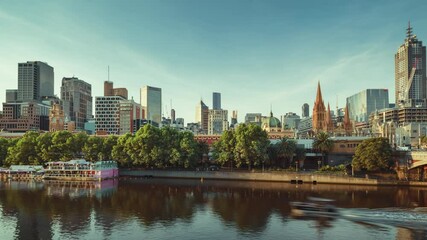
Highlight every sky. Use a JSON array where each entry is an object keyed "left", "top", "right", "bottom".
[{"left": 0, "top": 0, "right": 426, "bottom": 123}]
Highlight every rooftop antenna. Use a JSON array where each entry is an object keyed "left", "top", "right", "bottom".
[
  {"left": 108, "top": 66, "right": 110, "bottom": 81},
  {"left": 407, "top": 20, "right": 413, "bottom": 40}
]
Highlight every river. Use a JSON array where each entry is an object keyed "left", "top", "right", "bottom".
[{"left": 1, "top": 178, "right": 427, "bottom": 240}]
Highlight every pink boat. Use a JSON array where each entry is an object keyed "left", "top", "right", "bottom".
[{"left": 44, "top": 159, "right": 119, "bottom": 181}]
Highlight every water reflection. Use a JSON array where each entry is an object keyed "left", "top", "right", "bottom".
[{"left": 0, "top": 179, "right": 427, "bottom": 239}]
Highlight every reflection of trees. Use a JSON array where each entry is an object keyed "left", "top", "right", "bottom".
[{"left": 1, "top": 179, "right": 427, "bottom": 238}]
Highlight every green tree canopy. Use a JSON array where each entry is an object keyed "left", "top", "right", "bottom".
[
  {"left": 5, "top": 131, "right": 40, "bottom": 166},
  {"left": 0, "top": 138, "right": 12, "bottom": 167},
  {"left": 313, "top": 132, "right": 333, "bottom": 166},
  {"left": 352, "top": 137, "right": 393, "bottom": 171},
  {"left": 234, "top": 124, "right": 269, "bottom": 170},
  {"left": 82, "top": 136, "right": 104, "bottom": 162},
  {"left": 213, "top": 130, "right": 236, "bottom": 168}
]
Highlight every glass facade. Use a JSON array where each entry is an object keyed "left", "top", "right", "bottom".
[
  {"left": 140, "top": 86, "right": 162, "bottom": 124},
  {"left": 347, "top": 89, "right": 389, "bottom": 123}
]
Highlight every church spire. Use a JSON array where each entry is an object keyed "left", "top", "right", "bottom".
[
  {"left": 312, "top": 81, "right": 327, "bottom": 133},
  {"left": 315, "top": 81, "right": 324, "bottom": 105},
  {"left": 343, "top": 103, "right": 352, "bottom": 136}
]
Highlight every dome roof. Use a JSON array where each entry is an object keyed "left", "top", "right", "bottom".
[{"left": 262, "top": 112, "right": 281, "bottom": 128}]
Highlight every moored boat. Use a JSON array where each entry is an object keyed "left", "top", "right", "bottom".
[{"left": 43, "top": 159, "right": 118, "bottom": 181}]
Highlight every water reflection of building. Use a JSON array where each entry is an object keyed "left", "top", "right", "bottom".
[{"left": 45, "top": 180, "right": 118, "bottom": 199}]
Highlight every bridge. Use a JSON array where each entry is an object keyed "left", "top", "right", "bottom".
[{"left": 407, "top": 151, "right": 427, "bottom": 170}]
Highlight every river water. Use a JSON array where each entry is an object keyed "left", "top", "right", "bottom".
[{"left": 1, "top": 178, "right": 427, "bottom": 240}]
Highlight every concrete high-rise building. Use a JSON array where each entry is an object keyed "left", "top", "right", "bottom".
[
  {"left": 61, "top": 77, "right": 93, "bottom": 130},
  {"left": 230, "top": 110, "right": 238, "bottom": 128},
  {"left": 302, "top": 103, "right": 309, "bottom": 118},
  {"left": 6, "top": 89, "right": 18, "bottom": 103},
  {"left": 119, "top": 98, "right": 143, "bottom": 134},
  {"left": 95, "top": 96, "right": 124, "bottom": 135},
  {"left": 0, "top": 101, "right": 50, "bottom": 132},
  {"left": 281, "top": 112, "right": 301, "bottom": 130},
  {"left": 213, "top": 92, "right": 221, "bottom": 110},
  {"left": 245, "top": 113, "right": 262, "bottom": 125},
  {"left": 195, "top": 100, "right": 209, "bottom": 133},
  {"left": 140, "top": 86, "right": 162, "bottom": 124},
  {"left": 17, "top": 61, "right": 54, "bottom": 101},
  {"left": 171, "top": 109, "right": 176, "bottom": 123},
  {"left": 395, "top": 22, "right": 427, "bottom": 107},
  {"left": 346, "top": 89, "right": 389, "bottom": 123},
  {"left": 208, "top": 109, "right": 228, "bottom": 135}
]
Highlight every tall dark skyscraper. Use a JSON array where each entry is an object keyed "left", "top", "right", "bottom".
[
  {"left": 395, "top": 22, "right": 426, "bottom": 107},
  {"left": 301, "top": 103, "right": 309, "bottom": 118},
  {"left": 17, "top": 61, "right": 54, "bottom": 101},
  {"left": 213, "top": 92, "right": 221, "bottom": 110}
]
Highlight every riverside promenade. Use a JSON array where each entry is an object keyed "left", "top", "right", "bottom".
[{"left": 120, "top": 169, "right": 427, "bottom": 187}]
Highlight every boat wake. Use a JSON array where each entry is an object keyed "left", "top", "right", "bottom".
[{"left": 341, "top": 208, "right": 427, "bottom": 231}]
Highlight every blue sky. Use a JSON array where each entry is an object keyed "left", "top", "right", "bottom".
[{"left": 0, "top": 0, "right": 426, "bottom": 123}]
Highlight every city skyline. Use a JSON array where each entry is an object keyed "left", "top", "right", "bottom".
[{"left": 1, "top": 1, "right": 426, "bottom": 122}]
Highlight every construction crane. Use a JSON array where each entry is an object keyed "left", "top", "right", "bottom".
[{"left": 399, "top": 58, "right": 417, "bottom": 107}]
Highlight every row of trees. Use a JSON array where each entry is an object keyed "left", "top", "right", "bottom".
[
  {"left": 0, "top": 122, "right": 394, "bottom": 172},
  {"left": 0, "top": 125, "right": 208, "bottom": 169},
  {"left": 1, "top": 124, "right": 309, "bottom": 170}
]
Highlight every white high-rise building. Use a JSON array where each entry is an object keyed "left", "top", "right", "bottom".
[
  {"left": 95, "top": 96, "right": 124, "bottom": 135},
  {"left": 208, "top": 109, "right": 228, "bottom": 135}
]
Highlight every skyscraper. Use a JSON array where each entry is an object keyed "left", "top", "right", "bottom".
[
  {"left": 346, "top": 89, "right": 389, "bottom": 123},
  {"left": 195, "top": 100, "right": 209, "bottom": 133},
  {"left": 208, "top": 109, "right": 228, "bottom": 135},
  {"left": 213, "top": 92, "right": 221, "bottom": 110},
  {"left": 140, "top": 86, "right": 162, "bottom": 124},
  {"left": 17, "top": 61, "right": 54, "bottom": 101},
  {"left": 395, "top": 22, "right": 426, "bottom": 107},
  {"left": 302, "top": 103, "right": 309, "bottom": 118},
  {"left": 61, "top": 77, "right": 93, "bottom": 130}
]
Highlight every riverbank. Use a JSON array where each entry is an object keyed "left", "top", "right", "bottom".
[{"left": 120, "top": 169, "right": 427, "bottom": 187}]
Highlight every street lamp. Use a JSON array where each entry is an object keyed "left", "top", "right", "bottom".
[
  {"left": 295, "top": 160, "right": 298, "bottom": 172},
  {"left": 317, "top": 160, "right": 321, "bottom": 170}
]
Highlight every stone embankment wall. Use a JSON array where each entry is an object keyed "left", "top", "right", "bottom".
[{"left": 120, "top": 170, "right": 427, "bottom": 187}]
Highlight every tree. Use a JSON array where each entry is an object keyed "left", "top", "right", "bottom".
[
  {"left": 0, "top": 138, "right": 12, "bottom": 167},
  {"left": 352, "top": 137, "right": 393, "bottom": 171},
  {"left": 313, "top": 132, "right": 333, "bottom": 166},
  {"left": 68, "top": 132, "right": 89, "bottom": 158},
  {"left": 196, "top": 141, "right": 210, "bottom": 167},
  {"left": 276, "top": 138, "right": 297, "bottom": 168},
  {"left": 82, "top": 136, "right": 104, "bottom": 162},
  {"left": 5, "top": 131, "right": 40, "bottom": 166},
  {"left": 102, "top": 135, "right": 118, "bottom": 160},
  {"left": 112, "top": 133, "right": 133, "bottom": 167},
  {"left": 130, "top": 124, "right": 162, "bottom": 167},
  {"left": 213, "top": 130, "right": 236, "bottom": 168},
  {"left": 35, "top": 132, "right": 53, "bottom": 163},
  {"left": 234, "top": 124, "right": 269, "bottom": 170},
  {"left": 177, "top": 131, "right": 199, "bottom": 168},
  {"left": 50, "top": 131, "right": 74, "bottom": 161}
]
